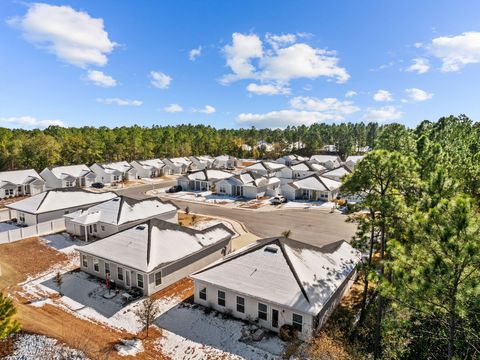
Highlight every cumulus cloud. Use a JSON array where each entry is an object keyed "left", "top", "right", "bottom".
[
  {"left": 7, "top": 3, "right": 116, "bottom": 68},
  {"left": 361, "top": 106, "right": 403, "bottom": 122},
  {"left": 290, "top": 96, "right": 360, "bottom": 114},
  {"left": 373, "top": 89, "right": 393, "bottom": 102},
  {"left": 406, "top": 58, "right": 430, "bottom": 74},
  {"left": 345, "top": 90, "right": 357, "bottom": 98},
  {"left": 150, "top": 71, "right": 172, "bottom": 89},
  {"left": 0, "top": 115, "right": 66, "bottom": 129},
  {"left": 429, "top": 32, "right": 480, "bottom": 72},
  {"left": 86, "top": 70, "right": 117, "bottom": 87},
  {"left": 246, "top": 83, "right": 290, "bottom": 95},
  {"left": 194, "top": 105, "right": 216, "bottom": 114},
  {"left": 189, "top": 46, "right": 202, "bottom": 61},
  {"left": 405, "top": 88, "right": 433, "bottom": 102},
  {"left": 221, "top": 32, "right": 349, "bottom": 87},
  {"left": 164, "top": 104, "right": 184, "bottom": 113},
  {"left": 96, "top": 98, "right": 142, "bottom": 106}
]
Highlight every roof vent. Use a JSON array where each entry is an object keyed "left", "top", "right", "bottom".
[
  {"left": 112, "top": 198, "right": 120, "bottom": 202},
  {"left": 135, "top": 225, "right": 146, "bottom": 230},
  {"left": 264, "top": 246, "right": 278, "bottom": 254}
]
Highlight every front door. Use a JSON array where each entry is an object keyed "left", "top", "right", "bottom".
[
  {"left": 272, "top": 309, "right": 279, "bottom": 328},
  {"left": 125, "top": 270, "right": 131, "bottom": 287}
]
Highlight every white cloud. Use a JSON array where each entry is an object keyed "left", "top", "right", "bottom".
[
  {"left": 189, "top": 46, "right": 202, "bottom": 61},
  {"left": 221, "top": 32, "right": 349, "bottom": 86},
  {"left": 414, "top": 42, "right": 423, "bottom": 48},
  {"left": 405, "top": 88, "right": 433, "bottom": 102},
  {"left": 164, "top": 104, "right": 184, "bottom": 113},
  {"left": 0, "top": 115, "right": 66, "bottom": 129},
  {"left": 406, "top": 58, "right": 430, "bottom": 74},
  {"left": 86, "top": 70, "right": 117, "bottom": 87},
  {"left": 290, "top": 96, "right": 360, "bottom": 114},
  {"left": 150, "top": 71, "right": 172, "bottom": 89},
  {"left": 237, "top": 110, "right": 342, "bottom": 128},
  {"left": 194, "top": 105, "right": 216, "bottom": 114},
  {"left": 246, "top": 83, "right": 290, "bottom": 95},
  {"left": 429, "top": 32, "right": 480, "bottom": 72},
  {"left": 96, "top": 98, "right": 142, "bottom": 106},
  {"left": 361, "top": 106, "right": 403, "bottom": 122},
  {"left": 7, "top": 3, "right": 116, "bottom": 68},
  {"left": 345, "top": 90, "right": 357, "bottom": 98},
  {"left": 373, "top": 89, "right": 393, "bottom": 102}
]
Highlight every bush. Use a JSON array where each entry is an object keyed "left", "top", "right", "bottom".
[{"left": 279, "top": 324, "right": 298, "bottom": 342}]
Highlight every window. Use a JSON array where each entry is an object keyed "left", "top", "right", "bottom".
[
  {"left": 93, "top": 258, "right": 99, "bottom": 272},
  {"left": 82, "top": 255, "right": 88, "bottom": 267},
  {"left": 219, "top": 186, "right": 226, "bottom": 194},
  {"left": 7, "top": 189, "right": 13, "bottom": 196},
  {"left": 104, "top": 262, "right": 110, "bottom": 274},
  {"left": 292, "top": 313, "right": 303, "bottom": 332},
  {"left": 137, "top": 274, "right": 144, "bottom": 288},
  {"left": 155, "top": 272, "right": 162, "bottom": 286},
  {"left": 236, "top": 296, "right": 245, "bottom": 313},
  {"left": 93, "top": 224, "right": 97, "bottom": 232},
  {"left": 258, "top": 303, "right": 267, "bottom": 321},
  {"left": 18, "top": 213, "right": 25, "bottom": 223},
  {"left": 218, "top": 290, "right": 226, "bottom": 307},
  {"left": 17, "top": 186, "right": 22, "bottom": 193},
  {"left": 199, "top": 287, "right": 207, "bottom": 301},
  {"left": 113, "top": 175, "right": 120, "bottom": 181},
  {"left": 117, "top": 266, "right": 124, "bottom": 281},
  {"left": 101, "top": 225, "right": 105, "bottom": 231},
  {"left": 66, "top": 181, "right": 73, "bottom": 187}
]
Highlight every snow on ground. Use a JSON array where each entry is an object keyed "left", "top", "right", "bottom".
[
  {"left": 155, "top": 303, "right": 285, "bottom": 360},
  {"left": 115, "top": 339, "right": 144, "bottom": 357},
  {"left": 191, "top": 218, "right": 235, "bottom": 233},
  {"left": 41, "top": 233, "right": 84, "bottom": 253},
  {"left": 282, "top": 200, "right": 337, "bottom": 210},
  {"left": 0, "top": 222, "right": 19, "bottom": 232},
  {"left": 5, "top": 333, "right": 88, "bottom": 360}
]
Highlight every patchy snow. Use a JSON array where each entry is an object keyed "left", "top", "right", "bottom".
[
  {"left": 155, "top": 303, "right": 284, "bottom": 359},
  {"left": 5, "top": 333, "right": 88, "bottom": 360},
  {"left": 40, "top": 233, "right": 83, "bottom": 253},
  {"left": 115, "top": 339, "right": 144, "bottom": 357},
  {"left": 282, "top": 200, "right": 337, "bottom": 210},
  {"left": 191, "top": 219, "right": 235, "bottom": 233}
]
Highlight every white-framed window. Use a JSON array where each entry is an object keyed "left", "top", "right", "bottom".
[
  {"left": 219, "top": 186, "right": 226, "bottom": 194},
  {"left": 66, "top": 181, "right": 73, "bottom": 187},
  {"left": 93, "top": 258, "right": 99, "bottom": 272},
  {"left": 155, "top": 272, "right": 162, "bottom": 286},
  {"left": 258, "top": 303, "right": 267, "bottom": 321},
  {"left": 7, "top": 189, "right": 14, "bottom": 196},
  {"left": 236, "top": 296, "right": 245, "bottom": 313},
  {"left": 113, "top": 175, "right": 120, "bottom": 181},
  {"left": 137, "top": 273, "right": 144, "bottom": 288},
  {"left": 117, "top": 266, "right": 124, "bottom": 281},
  {"left": 218, "top": 290, "right": 226, "bottom": 307},
  {"left": 82, "top": 254, "right": 87, "bottom": 267},
  {"left": 199, "top": 286, "right": 207, "bottom": 300},
  {"left": 104, "top": 262, "right": 110, "bottom": 274},
  {"left": 292, "top": 313, "right": 303, "bottom": 332}
]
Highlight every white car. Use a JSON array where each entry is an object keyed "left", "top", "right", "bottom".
[{"left": 270, "top": 196, "right": 287, "bottom": 205}]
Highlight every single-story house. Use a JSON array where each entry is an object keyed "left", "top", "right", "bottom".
[
  {"left": 162, "top": 157, "right": 192, "bottom": 175},
  {"left": 344, "top": 156, "right": 364, "bottom": 171},
  {"left": 130, "top": 159, "right": 165, "bottom": 179},
  {"left": 90, "top": 161, "right": 137, "bottom": 184},
  {"left": 212, "top": 155, "right": 237, "bottom": 169},
  {"left": 322, "top": 165, "right": 353, "bottom": 183},
  {"left": 276, "top": 161, "right": 326, "bottom": 184},
  {"left": 281, "top": 174, "right": 342, "bottom": 202},
  {"left": 65, "top": 196, "right": 178, "bottom": 241},
  {"left": 40, "top": 165, "right": 97, "bottom": 189},
  {"left": 276, "top": 155, "right": 307, "bottom": 166},
  {"left": 77, "top": 219, "right": 235, "bottom": 295},
  {"left": 191, "top": 237, "right": 361, "bottom": 341},
  {"left": 6, "top": 189, "right": 117, "bottom": 226},
  {"left": 189, "top": 156, "right": 215, "bottom": 171},
  {"left": 244, "top": 161, "right": 285, "bottom": 178},
  {"left": 0, "top": 169, "right": 46, "bottom": 199},
  {"left": 255, "top": 141, "right": 275, "bottom": 152},
  {"left": 177, "top": 169, "right": 233, "bottom": 192},
  {"left": 309, "top": 155, "right": 342, "bottom": 170},
  {"left": 215, "top": 172, "right": 281, "bottom": 199}
]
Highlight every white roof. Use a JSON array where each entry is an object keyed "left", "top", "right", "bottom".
[
  {"left": 246, "top": 161, "right": 285, "bottom": 172},
  {"left": 101, "top": 161, "right": 133, "bottom": 173},
  {"left": 6, "top": 189, "right": 117, "bottom": 214},
  {"left": 310, "top": 155, "right": 340, "bottom": 164},
  {"left": 50, "top": 164, "right": 92, "bottom": 179},
  {"left": 345, "top": 156, "right": 364, "bottom": 163},
  {"left": 214, "top": 155, "right": 234, "bottom": 162},
  {"left": 290, "top": 162, "right": 325, "bottom": 172},
  {"left": 186, "top": 169, "right": 233, "bottom": 181},
  {"left": 79, "top": 219, "right": 233, "bottom": 273},
  {"left": 136, "top": 159, "right": 164, "bottom": 170},
  {"left": 323, "top": 166, "right": 352, "bottom": 179},
  {"left": 192, "top": 239, "right": 361, "bottom": 315},
  {"left": 168, "top": 157, "right": 192, "bottom": 166},
  {"left": 289, "top": 175, "right": 341, "bottom": 191},
  {"left": 65, "top": 196, "right": 177, "bottom": 226},
  {"left": 0, "top": 169, "right": 43, "bottom": 186}
]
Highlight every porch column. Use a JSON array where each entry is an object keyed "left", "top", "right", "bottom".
[{"left": 85, "top": 225, "right": 88, "bottom": 242}]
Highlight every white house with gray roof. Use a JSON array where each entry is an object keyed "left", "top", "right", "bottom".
[
  {"left": 309, "top": 155, "right": 342, "bottom": 170},
  {"left": 212, "top": 155, "right": 237, "bottom": 169},
  {"left": 40, "top": 165, "right": 97, "bottom": 189},
  {"left": 130, "top": 159, "right": 165, "bottom": 179},
  {"left": 189, "top": 156, "right": 215, "bottom": 170},
  {"left": 281, "top": 174, "right": 342, "bottom": 202},
  {"left": 191, "top": 238, "right": 361, "bottom": 340},
  {"left": 0, "top": 169, "right": 46, "bottom": 199},
  {"left": 322, "top": 165, "right": 353, "bottom": 183},
  {"left": 276, "top": 154, "right": 307, "bottom": 166},
  {"left": 344, "top": 155, "right": 364, "bottom": 171},
  {"left": 90, "top": 161, "right": 137, "bottom": 184},
  {"left": 215, "top": 172, "right": 281, "bottom": 199},
  {"left": 77, "top": 219, "right": 234, "bottom": 295},
  {"left": 244, "top": 161, "right": 285, "bottom": 178},
  {"left": 177, "top": 169, "right": 233, "bottom": 192},
  {"left": 162, "top": 157, "right": 192, "bottom": 175},
  {"left": 64, "top": 196, "right": 178, "bottom": 241}
]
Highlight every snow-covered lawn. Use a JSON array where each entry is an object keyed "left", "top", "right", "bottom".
[
  {"left": 155, "top": 303, "right": 285, "bottom": 359},
  {"left": 115, "top": 338, "right": 144, "bottom": 357},
  {"left": 41, "top": 233, "right": 85, "bottom": 253}
]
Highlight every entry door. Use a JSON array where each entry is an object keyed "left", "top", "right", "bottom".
[
  {"left": 125, "top": 270, "right": 131, "bottom": 287},
  {"left": 272, "top": 309, "right": 279, "bottom": 328}
]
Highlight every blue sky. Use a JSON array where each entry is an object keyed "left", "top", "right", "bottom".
[{"left": 1, "top": 0, "right": 479, "bottom": 129}]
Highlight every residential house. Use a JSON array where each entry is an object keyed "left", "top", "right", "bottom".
[
  {"left": 244, "top": 161, "right": 285, "bottom": 178},
  {"left": 191, "top": 238, "right": 361, "bottom": 341},
  {"left": 344, "top": 156, "right": 364, "bottom": 171},
  {"left": 309, "top": 155, "right": 342, "bottom": 170},
  {"left": 91, "top": 161, "right": 137, "bottom": 184},
  {"left": 130, "top": 159, "right": 165, "bottom": 179},
  {"left": 322, "top": 165, "right": 353, "bottom": 183},
  {"left": 6, "top": 189, "right": 117, "bottom": 226},
  {"left": 177, "top": 169, "right": 233, "bottom": 192},
  {"left": 65, "top": 196, "right": 178, "bottom": 241},
  {"left": 40, "top": 165, "right": 97, "bottom": 189},
  {"left": 241, "top": 144, "right": 252, "bottom": 152},
  {"left": 281, "top": 174, "right": 342, "bottom": 202},
  {"left": 255, "top": 141, "right": 275, "bottom": 152},
  {"left": 212, "top": 155, "right": 237, "bottom": 169},
  {"left": 215, "top": 172, "right": 281, "bottom": 199},
  {"left": 0, "top": 169, "right": 46, "bottom": 199},
  {"left": 276, "top": 155, "right": 307, "bottom": 166},
  {"left": 162, "top": 157, "right": 192, "bottom": 175},
  {"left": 189, "top": 156, "right": 215, "bottom": 171},
  {"left": 276, "top": 161, "right": 326, "bottom": 184},
  {"left": 77, "top": 219, "right": 235, "bottom": 295},
  {"left": 321, "top": 144, "right": 337, "bottom": 153}
]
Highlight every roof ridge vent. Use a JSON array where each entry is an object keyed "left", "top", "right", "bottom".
[{"left": 264, "top": 246, "right": 278, "bottom": 254}]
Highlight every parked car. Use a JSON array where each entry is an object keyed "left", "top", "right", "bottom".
[
  {"left": 167, "top": 185, "right": 183, "bottom": 193},
  {"left": 270, "top": 196, "right": 287, "bottom": 205},
  {"left": 91, "top": 182, "right": 105, "bottom": 189},
  {"left": 226, "top": 166, "right": 236, "bottom": 171}
]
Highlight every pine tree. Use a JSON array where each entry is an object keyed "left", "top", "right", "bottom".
[
  {"left": 0, "top": 292, "right": 20, "bottom": 339},
  {"left": 54, "top": 271, "right": 63, "bottom": 296}
]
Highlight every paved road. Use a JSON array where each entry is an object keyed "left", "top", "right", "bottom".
[{"left": 117, "top": 183, "right": 357, "bottom": 247}]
